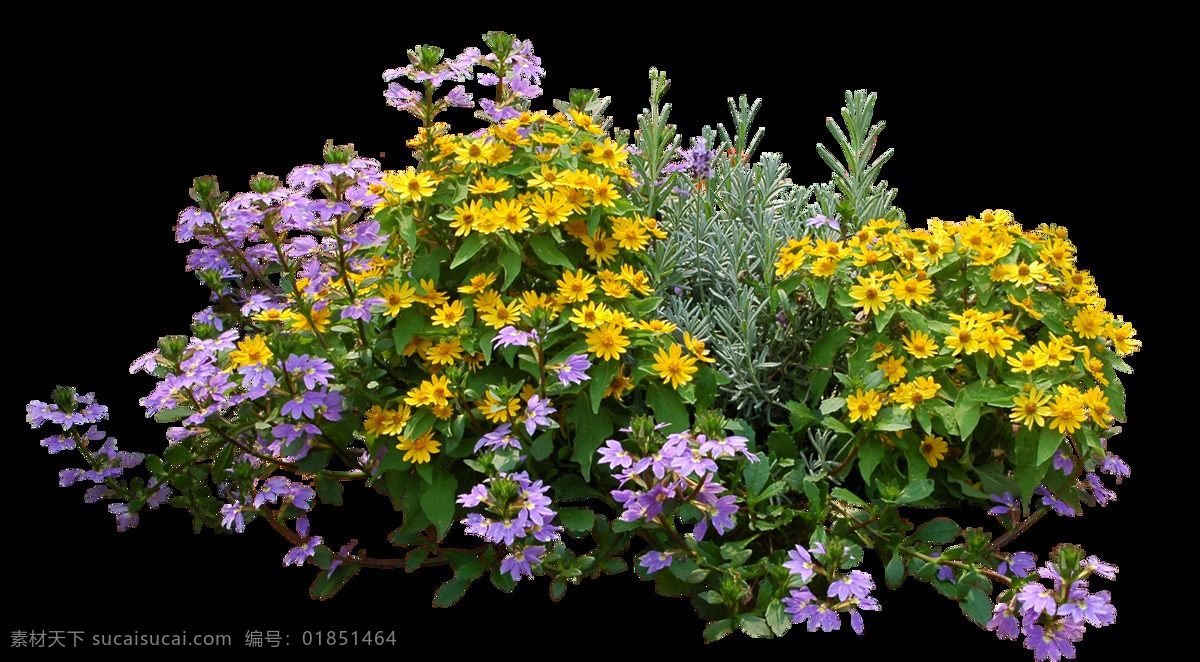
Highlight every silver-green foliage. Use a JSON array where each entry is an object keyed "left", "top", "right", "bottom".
[{"left": 629, "top": 82, "right": 904, "bottom": 433}]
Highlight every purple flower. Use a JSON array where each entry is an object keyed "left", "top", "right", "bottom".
[
  {"left": 493, "top": 325, "right": 533, "bottom": 349},
  {"left": 988, "top": 491, "right": 1018, "bottom": 516},
  {"left": 694, "top": 493, "right": 738, "bottom": 541},
  {"left": 1100, "top": 452, "right": 1130, "bottom": 484},
  {"left": 500, "top": 546, "right": 545, "bottom": 581},
  {"left": 1057, "top": 583, "right": 1116, "bottom": 627},
  {"left": 1085, "top": 472, "right": 1116, "bottom": 506},
  {"left": 827, "top": 570, "right": 875, "bottom": 602},
  {"left": 474, "top": 422, "right": 521, "bottom": 452},
  {"left": 40, "top": 435, "right": 76, "bottom": 454},
  {"left": 670, "top": 446, "right": 717, "bottom": 478},
  {"left": 783, "top": 544, "right": 817, "bottom": 581},
  {"left": 555, "top": 354, "right": 591, "bottom": 386},
  {"left": 522, "top": 395, "right": 556, "bottom": 436},
  {"left": 221, "top": 502, "right": 247, "bottom": 533},
  {"left": 283, "top": 354, "right": 334, "bottom": 391},
  {"left": 108, "top": 503, "right": 139, "bottom": 532},
  {"left": 1033, "top": 486, "right": 1076, "bottom": 517},
  {"left": 998, "top": 551, "right": 1037, "bottom": 578},
  {"left": 443, "top": 85, "right": 473, "bottom": 108},
  {"left": 986, "top": 602, "right": 1021, "bottom": 641},
  {"left": 597, "top": 440, "right": 633, "bottom": 469},
  {"left": 327, "top": 539, "right": 359, "bottom": 578},
  {"left": 283, "top": 536, "right": 323, "bottom": 566},
  {"left": 806, "top": 214, "right": 840, "bottom": 231},
  {"left": 638, "top": 550, "right": 674, "bottom": 574},
  {"left": 1052, "top": 449, "right": 1073, "bottom": 475},
  {"left": 1016, "top": 581, "right": 1057, "bottom": 617},
  {"left": 1022, "top": 619, "right": 1082, "bottom": 662},
  {"left": 1081, "top": 555, "right": 1118, "bottom": 580}
]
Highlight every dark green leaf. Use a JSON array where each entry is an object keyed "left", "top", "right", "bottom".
[
  {"left": 529, "top": 235, "right": 575, "bottom": 269},
  {"left": 556, "top": 506, "right": 595, "bottom": 532},
  {"left": 450, "top": 233, "right": 487, "bottom": 268},
  {"left": 912, "top": 517, "right": 960, "bottom": 544},
  {"left": 316, "top": 473, "right": 344, "bottom": 506},
  {"left": 704, "top": 618, "right": 734, "bottom": 643},
  {"left": 419, "top": 467, "right": 458, "bottom": 541},
  {"left": 896, "top": 478, "right": 934, "bottom": 504},
  {"left": 885, "top": 553, "right": 906, "bottom": 588}
]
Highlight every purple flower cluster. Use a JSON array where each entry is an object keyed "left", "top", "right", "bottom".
[
  {"left": 219, "top": 475, "right": 316, "bottom": 534},
  {"left": 781, "top": 542, "right": 880, "bottom": 634},
  {"left": 458, "top": 471, "right": 562, "bottom": 546},
  {"left": 600, "top": 429, "right": 754, "bottom": 550},
  {"left": 659, "top": 136, "right": 720, "bottom": 196},
  {"left": 28, "top": 391, "right": 172, "bottom": 531},
  {"left": 986, "top": 557, "right": 1118, "bottom": 661},
  {"left": 458, "top": 471, "right": 559, "bottom": 582},
  {"left": 283, "top": 515, "right": 324, "bottom": 567}
]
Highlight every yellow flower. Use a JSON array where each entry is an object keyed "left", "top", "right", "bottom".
[
  {"left": 1047, "top": 394, "right": 1087, "bottom": 434},
  {"left": 651, "top": 343, "right": 699, "bottom": 389},
  {"left": 449, "top": 199, "right": 487, "bottom": 237},
  {"left": 557, "top": 269, "right": 597, "bottom": 303},
  {"left": 1105, "top": 319, "right": 1140, "bottom": 356},
  {"left": 587, "top": 137, "right": 630, "bottom": 168},
  {"left": 468, "top": 174, "right": 512, "bottom": 195},
  {"left": 402, "top": 336, "right": 433, "bottom": 359},
  {"left": 976, "top": 328, "right": 1013, "bottom": 358},
  {"left": 619, "top": 264, "right": 653, "bottom": 295},
  {"left": 425, "top": 338, "right": 465, "bottom": 366},
  {"left": 422, "top": 374, "right": 456, "bottom": 407},
  {"left": 920, "top": 434, "right": 949, "bottom": 468},
  {"left": 431, "top": 300, "right": 467, "bottom": 328},
  {"left": 582, "top": 229, "right": 619, "bottom": 268},
  {"left": 396, "top": 430, "right": 441, "bottom": 464},
  {"left": 604, "top": 366, "right": 634, "bottom": 400},
  {"left": 586, "top": 323, "right": 631, "bottom": 361},
  {"left": 1071, "top": 307, "right": 1108, "bottom": 339},
  {"left": 846, "top": 388, "right": 884, "bottom": 423},
  {"left": 526, "top": 164, "right": 564, "bottom": 189},
  {"left": 228, "top": 335, "right": 273, "bottom": 368},
  {"left": 1010, "top": 387, "right": 1052, "bottom": 428},
  {"left": 491, "top": 198, "right": 531, "bottom": 234},
  {"left": 362, "top": 405, "right": 390, "bottom": 436},
  {"left": 527, "top": 190, "right": 571, "bottom": 227},
  {"left": 480, "top": 300, "right": 524, "bottom": 329},
  {"left": 848, "top": 275, "right": 893, "bottom": 316},
  {"left": 392, "top": 167, "right": 438, "bottom": 203},
  {"left": 600, "top": 279, "right": 631, "bottom": 299},
  {"left": 901, "top": 330, "right": 939, "bottom": 359},
  {"left": 683, "top": 332, "right": 717, "bottom": 363},
  {"left": 477, "top": 392, "right": 521, "bottom": 423},
  {"left": 453, "top": 138, "right": 493, "bottom": 166},
  {"left": 286, "top": 306, "right": 331, "bottom": 333},
  {"left": 912, "top": 375, "right": 941, "bottom": 400},
  {"left": 251, "top": 308, "right": 288, "bottom": 323},
  {"left": 458, "top": 272, "right": 499, "bottom": 295},
  {"left": 378, "top": 281, "right": 417, "bottom": 317},
  {"left": 610, "top": 216, "right": 650, "bottom": 251},
  {"left": 1006, "top": 349, "right": 1047, "bottom": 374},
  {"left": 878, "top": 355, "right": 907, "bottom": 384},
  {"left": 414, "top": 279, "right": 449, "bottom": 308},
  {"left": 1082, "top": 386, "right": 1113, "bottom": 427},
  {"left": 569, "top": 301, "right": 609, "bottom": 329},
  {"left": 590, "top": 175, "right": 621, "bottom": 207},
  {"left": 889, "top": 276, "right": 935, "bottom": 307},
  {"left": 638, "top": 319, "right": 677, "bottom": 333}
]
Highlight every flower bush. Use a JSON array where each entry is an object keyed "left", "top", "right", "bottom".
[{"left": 26, "top": 31, "right": 1141, "bottom": 660}]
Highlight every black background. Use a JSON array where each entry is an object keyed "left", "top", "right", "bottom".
[{"left": 13, "top": 13, "right": 1166, "bottom": 658}]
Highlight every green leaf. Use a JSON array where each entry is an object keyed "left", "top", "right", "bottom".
[
  {"left": 411, "top": 246, "right": 451, "bottom": 283},
  {"left": 743, "top": 456, "right": 770, "bottom": 496},
  {"left": 737, "top": 614, "right": 772, "bottom": 639},
  {"left": 1105, "top": 375, "right": 1126, "bottom": 422},
  {"left": 588, "top": 356, "right": 620, "bottom": 414},
  {"left": 819, "top": 397, "right": 846, "bottom": 415},
  {"left": 857, "top": 436, "right": 884, "bottom": 485},
  {"left": 820, "top": 415, "right": 852, "bottom": 436},
  {"left": 163, "top": 443, "right": 193, "bottom": 466},
  {"left": 1037, "top": 425, "right": 1064, "bottom": 466},
  {"left": 450, "top": 233, "right": 487, "bottom": 268},
  {"left": 315, "top": 473, "right": 344, "bottom": 506},
  {"left": 531, "top": 430, "right": 554, "bottom": 461},
  {"left": 873, "top": 406, "right": 912, "bottom": 432},
  {"left": 1103, "top": 349, "right": 1133, "bottom": 374},
  {"left": 704, "top": 618, "right": 734, "bottom": 643},
  {"left": 809, "top": 325, "right": 853, "bottom": 367},
  {"left": 497, "top": 235, "right": 522, "bottom": 289},
  {"left": 810, "top": 277, "right": 831, "bottom": 308},
  {"left": 885, "top": 553, "right": 906, "bottom": 589},
  {"left": 529, "top": 235, "right": 575, "bottom": 270},
  {"left": 831, "top": 487, "right": 868, "bottom": 507},
  {"left": 897, "top": 478, "right": 934, "bottom": 504},
  {"left": 766, "top": 600, "right": 791, "bottom": 637},
  {"left": 566, "top": 394, "right": 614, "bottom": 481},
  {"left": 960, "top": 587, "right": 993, "bottom": 626},
  {"left": 912, "top": 517, "right": 960, "bottom": 544},
  {"left": 390, "top": 306, "right": 427, "bottom": 357},
  {"left": 154, "top": 407, "right": 195, "bottom": 424},
  {"left": 432, "top": 574, "right": 476, "bottom": 608},
  {"left": 556, "top": 506, "right": 595, "bottom": 532},
  {"left": 644, "top": 380, "right": 690, "bottom": 436},
  {"left": 419, "top": 467, "right": 458, "bottom": 541},
  {"left": 954, "top": 390, "right": 982, "bottom": 440},
  {"left": 1075, "top": 426, "right": 1103, "bottom": 458},
  {"left": 309, "top": 559, "right": 359, "bottom": 600},
  {"left": 874, "top": 305, "right": 896, "bottom": 332}
]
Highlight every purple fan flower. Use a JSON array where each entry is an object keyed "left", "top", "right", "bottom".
[
  {"left": 1085, "top": 472, "right": 1116, "bottom": 506},
  {"left": 784, "top": 544, "right": 817, "bottom": 581},
  {"left": 1100, "top": 452, "right": 1130, "bottom": 484},
  {"left": 986, "top": 602, "right": 1022, "bottom": 641},
  {"left": 555, "top": 353, "right": 592, "bottom": 386},
  {"left": 597, "top": 440, "right": 633, "bottom": 469},
  {"left": 221, "top": 502, "right": 246, "bottom": 532},
  {"left": 493, "top": 325, "right": 533, "bottom": 349},
  {"left": 500, "top": 546, "right": 545, "bottom": 582},
  {"left": 1022, "top": 619, "right": 1083, "bottom": 662},
  {"left": 1052, "top": 449, "right": 1073, "bottom": 475},
  {"left": 998, "top": 551, "right": 1036, "bottom": 578},
  {"left": 638, "top": 550, "right": 674, "bottom": 574},
  {"left": 1016, "top": 581, "right": 1057, "bottom": 617},
  {"left": 1082, "top": 555, "right": 1118, "bottom": 580},
  {"left": 827, "top": 569, "right": 875, "bottom": 602},
  {"left": 108, "top": 503, "right": 139, "bottom": 532},
  {"left": 806, "top": 214, "right": 841, "bottom": 231},
  {"left": 283, "top": 536, "right": 323, "bottom": 566},
  {"left": 988, "top": 491, "right": 1018, "bottom": 516},
  {"left": 522, "top": 395, "right": 556, "bottom": 435},
  {"left": 284, "top": 354, "right": 334, "bottom": 391},
  {"left": 474, "top": 422, "right": 521, "bottom": 452},
  {"left": 1033, "top": 486, "right": 1076, "bottom": 517}
]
